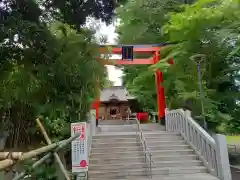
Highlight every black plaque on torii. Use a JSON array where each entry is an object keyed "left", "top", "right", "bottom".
[{"left": 122, "top": 46, "right": 133, "bottom": 60}]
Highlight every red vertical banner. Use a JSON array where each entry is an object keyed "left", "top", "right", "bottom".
[
  {"left": 91, "top": 98, "right": 100, "bottom": 120},
  {"left": 154, "top": 50, "right": 166, "bottom": 121}
]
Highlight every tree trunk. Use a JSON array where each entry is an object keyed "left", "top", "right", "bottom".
[{"left": 6, "top": 102, "right": 34, "bottom": 149}]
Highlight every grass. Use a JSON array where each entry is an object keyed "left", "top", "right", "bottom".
[{"left": 226, "top": 136, "right": 240, "bottom": 144}]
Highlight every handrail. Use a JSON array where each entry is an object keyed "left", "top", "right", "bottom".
[
  {"left": 11, "top": 133, "right": 81, "bottom": 180},
  {"left": 166, "top": 109, "right": 219, "bottom": 176},
  {"left": 134, "top": 117, "right": 153, "bottom": 179},
  {"left": 87, "top": 112, "right": 94, "bottom": 157},
  {"left": 86, "top": 110, "right": 96, "bottom": 179},
  {"left": 166, "top": 109, "right": 232, "bottom": 180}
]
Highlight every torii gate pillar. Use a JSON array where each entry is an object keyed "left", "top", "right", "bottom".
[{"left": 153, "top": 51, "right": 166, "bottom": 124}]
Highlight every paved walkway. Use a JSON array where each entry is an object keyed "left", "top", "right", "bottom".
[
  {"left": 99, "top": 119, "right": 136, "bottom": 125},
  {"left": 229, "top": 143, "right": 240, "bottom": 180},
  {"left": 231, "top": 167, "right": 240, "bottom": 180}
]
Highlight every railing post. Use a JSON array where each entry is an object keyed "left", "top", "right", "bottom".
[
  {"left": 214, "top": 134, "right": 232, "bottom": 180},
  {"left": 150, "top": 153, "right": 152, "bottom": 179},
  {"left": 184, "top": 110, "right": 191, "bottom": 117},
  {"left": 184, "top": 110, "right": 191, "bottom": 139},
  {"left": 165, "top": 108, "right": 169, "bottom": 131},
  {"left": 90, "top": 109, "right": 96, "bottom": 136}
]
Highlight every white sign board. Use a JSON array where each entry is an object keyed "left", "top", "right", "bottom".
[{"left": 71, "top": 122, "right": 88, "bottom": 173}]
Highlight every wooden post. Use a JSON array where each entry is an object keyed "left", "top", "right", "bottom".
[
  {"left": 36, "top": 118, "right": 70, "bottom": 180},
  {"left": 12, "top": 133, "right": 80, "bottom": 180}
]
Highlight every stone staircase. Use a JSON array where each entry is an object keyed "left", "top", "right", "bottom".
[
  {"left": 144, "top": 131, "right": 219, "bottom": 180},
  {"left": 88, "top": 123, "right": 220, "bottom": 180},
  {"left": 89, "top": 133, "right": 146, "bottom": 179}
]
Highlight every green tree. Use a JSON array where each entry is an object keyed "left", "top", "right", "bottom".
[
  {"left": 162, "top": 0, "right": 240, "bottom": 131},
  {"left": 117, "top": 0, "right": 240, "bottom": 132},
  {"left": 117, "top": 0, "right": 196, "bottom": 111},
  {"left": 0, "top": 0, "right": 113, "bottom": 148}
]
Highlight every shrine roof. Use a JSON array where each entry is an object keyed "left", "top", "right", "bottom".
[{"left": 100, "top": 86, "right": 135, "bottom": 102}]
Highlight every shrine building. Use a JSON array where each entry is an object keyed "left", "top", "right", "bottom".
[{"left": 99, "top": 86, "right": 138, "bottom": 120}]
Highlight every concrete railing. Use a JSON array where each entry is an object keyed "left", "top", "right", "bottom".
[
  {"left": 87, "top": 110, "right": 96, "bottom": 161},
  {"left": 135, "top": 117, "right": 153, "bottom": 179},
  {"left": 166, "top": 109, "right": 232, "bottom": 180}
]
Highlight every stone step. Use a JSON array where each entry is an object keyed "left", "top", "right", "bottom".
[
  {"left": 149, "top": 144, "right": 191, "bottom": 151},
  {"left": 93, "top": 134, "right": 137, "bottom": 139},
  {"left": 145, "top": 135, "right": 183, "bottom": 141},
  {"left": 151, "top": 149, "right": 194, "bottom": 156},
  {"left": 91, "top": 146, "right": 141, "bottom": 153},
  {"left": 90, "top": 151, "right": 142, "bottom": 158},
  {"left": 154, "top": 160, "right": 202, "bottom": 168},
  {"left": 92, "top": 141, "right": 140, "bottom": 147},
  {"left": 98, "top": 125, "right": 137, "bottom": 132},
  {"left": 89, "top": 160, "right": 202, "bottom": 170},
  {"left": 90, "top": 149, "right": 195, "bottom": 158},
  {"left": 144, "top": 134, "right": 180, "bottom": 139},
  {"left": 88, "top": 173, "right": 219, "bottom": 180},
  {"left": 92, "top": 140, "right": 186, "bottom": 147},
  {"left": 146, "top": 140, "right": 186, "bottom": 146},
  {"left": 92, "top": 138, "right": 138, "bottom": 143},
  {"left": 90, "top": 156, "right": 144, "bottom": 164},
  {"left": 140, "top": 124, "right": 166, "bottom": 131},
  {"left": 153, "top": 154, "right": 198, "bottom": 161},
  {"left": 144, "top": 134, "right": 181, "bottom": 139},
  {"left": 88, "top": 166, "right": 207, "bottom": 178},
  {"left": 144, "top": 131, "right": 179, "bottom": 136},
  {"left": 89, "top": 154, "right": 198, "bottom": 164},
  {"left": 91, "top": 144, "right": 191, "bottom": 153},
  {"left": 99, "top": 120, "right": 133, "bottom": 125}
]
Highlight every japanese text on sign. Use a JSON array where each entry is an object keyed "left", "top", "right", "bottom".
[{"left": 72, "top": 125, "right": 85, "bottom": 140}]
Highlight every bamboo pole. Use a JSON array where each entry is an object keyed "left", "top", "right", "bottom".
[
  {"left": 0, "top": 152, "right": 23, "bottom": 160},
  {"left": 0, "top": 139, "right": 68, "bottom": 170},
  {"left": 35, "top": 118, "right": 70, "bottom": 180},
  {"left": 12, "top": 132, "right": 79, "bottom": 180}
]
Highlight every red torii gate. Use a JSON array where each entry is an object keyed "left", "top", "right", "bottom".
[{"left": 91, "top": 44, "right": 174, "bottom": 125}]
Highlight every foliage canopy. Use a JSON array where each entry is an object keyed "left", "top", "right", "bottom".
[
  {"left": 0, "top": 0, "right": 116, "bottom": 148},
  {"left": 117, "top": 0, "right": 240, "bottom": 132}
]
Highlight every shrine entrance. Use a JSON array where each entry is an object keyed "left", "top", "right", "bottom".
[
  {"left": 91, "top": 44, "right": 174, "bottom": 125},
  {"left": 110, "top": 107, "right": 117, "bottom": 116},
  {"left": 98, "top": 86, "right": 134, "bottom": 121}
]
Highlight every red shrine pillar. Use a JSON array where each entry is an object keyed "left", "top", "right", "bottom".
[
  {"left": 91, "top": 79, "right": 100, "bottom": 126},
  {"left": 91, "top": 98, "right": 100, "bottom": 126},
  {"left": 153, "top": 51, "right": 166, "bottom": 124}
]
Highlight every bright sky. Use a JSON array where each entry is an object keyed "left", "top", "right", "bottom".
[{"left": 95, "top": 22, "right": 123, "bottom": 86}]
